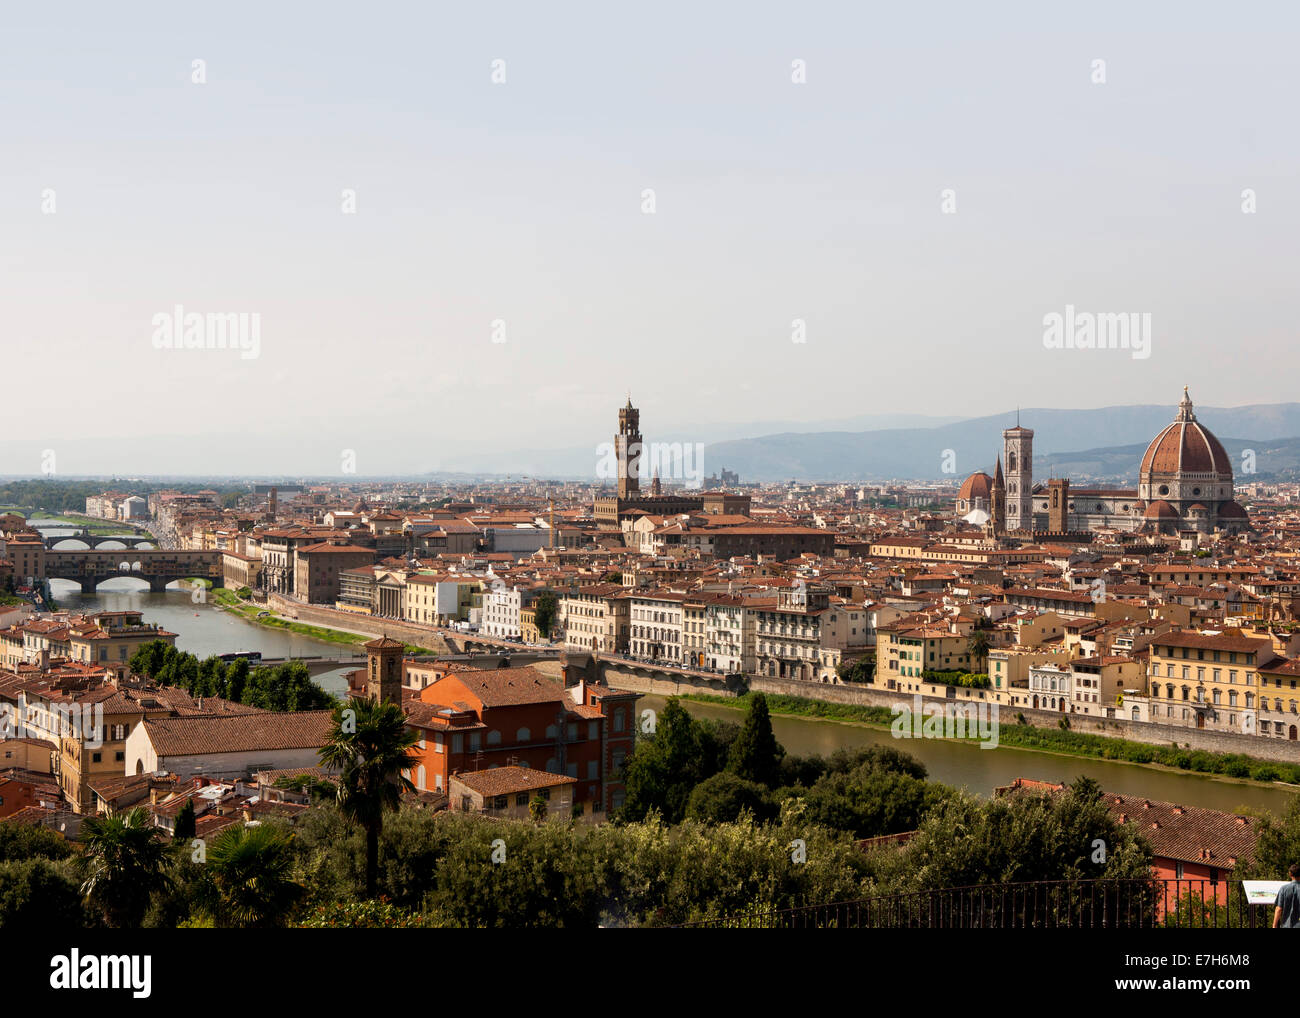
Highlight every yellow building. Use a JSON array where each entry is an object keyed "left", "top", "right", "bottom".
[{"left": 1145, "top": 629, "right": 1277, "bottom": 735}]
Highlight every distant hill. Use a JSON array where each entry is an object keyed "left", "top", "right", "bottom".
[
  {"left": 1046, "top": 436, "right": 1300, "bottom": 484},
  {"left": 701, "top": 403, "right": 1300, "bottom": 482}
]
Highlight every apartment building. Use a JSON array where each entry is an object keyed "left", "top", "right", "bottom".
[
  {"left": 1145, "top": 629, "right": 1278, "bottom": 736},
  {"left": 561, "top": 585, "right": 630, "bottom": 655},
  {"left": 629, "top": 590, "right": 686, "bottom": 665},
  {"left": 704, "top": 594, "right": 754, "bottom": 674},
  {"left": 402, "top": 665, "right": 639, "bottom": 813}
]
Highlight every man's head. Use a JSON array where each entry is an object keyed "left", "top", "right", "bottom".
[{"left": 1290, "top": 863, "right": 1300, "bottom": 880}]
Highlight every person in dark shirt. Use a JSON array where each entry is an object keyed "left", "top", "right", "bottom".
[{"left": 1273, "top": 864, "right": 1300, "bottom": 928}]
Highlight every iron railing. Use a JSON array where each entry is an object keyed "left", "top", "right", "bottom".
[{"left": 678, "top": 879, "right": 1269, "bottom": 929}]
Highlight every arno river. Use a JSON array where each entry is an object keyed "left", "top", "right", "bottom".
[
  {"left": 49, "top": 581, "right": 355, "bottom": 698},
  {"left": 37, "top": 525, "right": 1298, "bottom": 817},
  {"left": 640, "top": 694, "right": 1300, "bottom": 818}
]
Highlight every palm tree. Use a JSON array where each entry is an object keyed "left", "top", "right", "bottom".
[
  {"left": 205, "top": 822, "right": 302, "bottom": 927},
  {"left": 317, "top": 696, "right": 419, "bottom": 898},
  {"left": 967, "top": 628, "right": 992, "bottom": 671},
  {"left": 78, "top": 806, "right": 171, "bottom": 927}
]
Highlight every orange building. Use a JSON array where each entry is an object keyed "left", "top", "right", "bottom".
[{"left": 402, "top": 659, "right": 639, "bottom": 816}]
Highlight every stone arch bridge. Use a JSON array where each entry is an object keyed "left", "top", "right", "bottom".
[
  {"left": 41, "top": 549, "right": 222, "bottom": 593},
  {"left": 42, "top": 530, "right": 156, "bottom": 550}
]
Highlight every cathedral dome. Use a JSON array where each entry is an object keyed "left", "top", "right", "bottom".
[
  {"left": 958, "top": 472, "right": 993, "bottom": 502},
  {"left": 1139, "top": 390, "right": 1231, "bottom": 476}
]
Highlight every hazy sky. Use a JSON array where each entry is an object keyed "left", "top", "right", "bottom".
[{"left": 3, "top": 1, "right": 1298, "bottom": 476}]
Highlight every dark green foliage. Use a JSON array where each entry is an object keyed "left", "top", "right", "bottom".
[
  {"left": 922, "top": 670, "right": 991, "bottom": 689},
  {"left": 0, "top": 859, "right": 86, "bottom": 928},
  {"left": 618, "top": 699, "right": 713, "bottom": 824},
  {"left": 685, "top": 772, "right": 777, "bottom": 824},
  {"left": 317, "top": 696, "right": 420, "bottom": 897},
  {"left": 796, "top": 764, "right": 949, "bottom": 840},
  {"left": 1241, "top": 795, "right": 1300, "bottom": 881},
  {"left": 128, "top": 640, "right": 331, "bottom": 711},
  {"left": 173, "top": 799, "right": 196, "bottom": 841},
  {"left": 836, "top": 657, "right": 874, "bottom": 683},
  {"left": 867, "top": 776, "right": 1155, "bottom": 893},
  {"left": 0, "top": 822, "right": 74, "bottom": 862},
  {"left": 204, "top": 822, "right": 303, "bottom": 927},
  {"left": 532, "top": 591, "right": 558, "bottom": 638},
  {"left": 77, "top": 807, "right": 172, "bottom": 928},
  {"left": 727, "top": 693, "right": 782, "bottom": 788}
]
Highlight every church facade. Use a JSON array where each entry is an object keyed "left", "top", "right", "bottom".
[{"left": 957, "top": 390, "right": 1250, "bottom": 537}]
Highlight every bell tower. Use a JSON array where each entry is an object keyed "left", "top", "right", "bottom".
[
  {"left": 1003, "top": 420, "right": 1034, "bottom": 532},
  {"left": 987, "top": 456, "right": 1006, "bottom": 539},
  {"left": 363, "top": 635, "right": 405, "bottom": 705},
  {"left": 1047, "top": 477, "right": 1070, "bottom": 533},
  {"left": 617, "top": 395, "right": 642, "bottom": 499}
]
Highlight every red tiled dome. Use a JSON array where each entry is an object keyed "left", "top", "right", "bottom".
[
  {"left": 1140, "top": 391, "right": 1230, "bottom": 476},
  {"left": 958, "top": 472, "right": 993, "bottom": 501},
  {"left": 1140, "top": 423, "right": 1230, "bottom": 474},
  {"left": 1144, "top": 499, "right": 1179, "bottom": 519},
  {"left": 1218, "top": 500, "right": 1248, "bottom": 519}
]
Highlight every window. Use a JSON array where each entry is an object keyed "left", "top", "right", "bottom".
[{"left": 516, "top": 727, "right": 531, "bottom": 743}]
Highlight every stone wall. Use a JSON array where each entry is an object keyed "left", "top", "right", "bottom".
[
  {"left": 266, "top": 594, "right": 451, "bottom": 654},
  {"left": 747, "top": 676, "right": 1300, "bottom": 764},
  {"left": 584, "top": 670, "right": 1300, "bottom": 766}
]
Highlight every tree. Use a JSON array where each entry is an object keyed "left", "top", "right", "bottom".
[
  {"left": 685, "top": 772, "right": 775, "bottom": 824},
  {"left": 728, "top": 694, "right": 783, "bottom": 788},
  {"left": 1241, "top": 795, "right": 1300, "bottom": 880},
  {"left": 78, "top": 807, "right": 171, "bottom": 927},
  {"left": 0, "top": 822, "right": 74, "bottom": 862},
  {"left": 880, "top": 776, "right": 1154, "bottom": 894},
  {"left": 533, "top": 591, "right": 558, "bottom": 639},
  {"left": 618, "top": 699, "right": 709, "bottom": 824},
  {"left": 529, "top": 795, "right": 548, "bottom": 822},
  {"left": 797, "top": 764, "right": 948, "bottom": 839},
  {"left": 967, "top": 629, "right": 992, "bottom": 670},
  {"left": 225, "top": 656, "right": 250, "bottom": 703},
  {"left": 0, "top": 860, "right": 85, "bottom": 929},
  {"left": 173, "top": 799, "right": 197, "bottom": 841},
  {"left": 317, "top": 696, "right": 419, "bottom": 898},
  {"left": 204, "top": 822, "right": 303, "bottom": 927}
]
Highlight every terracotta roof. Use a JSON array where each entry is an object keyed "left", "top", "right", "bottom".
[
  {"left": 141, "top": 711, "right": 334, "bottom": 757},
  {"left": 452, "top": 765, "right": 577, "bottom": 796}
]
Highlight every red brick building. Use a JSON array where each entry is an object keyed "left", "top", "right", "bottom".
[{"left": 402, "top": 659, "right": 639, "bottom": 816}]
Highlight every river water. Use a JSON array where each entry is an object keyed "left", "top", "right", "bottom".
[
  {"left": 48, "top": 581, "right": 355, "bottom": 698},
  {"left": 640, "top": 694, "right": 1300, "bottom": 818}
]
